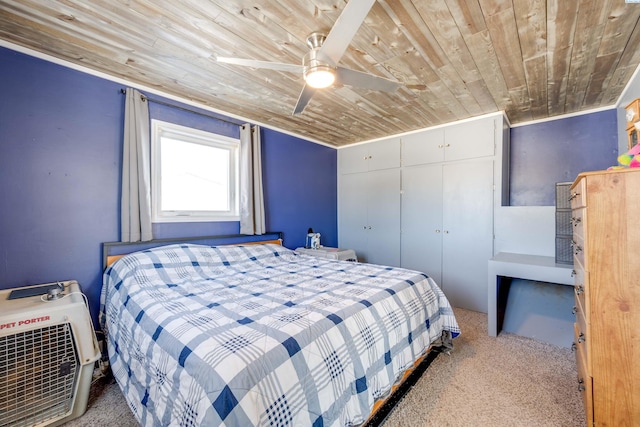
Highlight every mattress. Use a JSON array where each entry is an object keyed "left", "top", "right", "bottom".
[{"left": 100, "top": 243, "right": 459, "bottom": 426}]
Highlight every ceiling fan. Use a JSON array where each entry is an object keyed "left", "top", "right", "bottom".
[{"left": 217, "top": 0, "right": 401, "bottom": 115}]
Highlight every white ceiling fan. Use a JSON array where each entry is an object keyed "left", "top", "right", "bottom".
[{"left": 217, "top": 0, "right": 401, "bottom": 115}]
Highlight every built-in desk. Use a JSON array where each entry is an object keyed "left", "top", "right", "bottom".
[{"left": 488, "top": 252, "right": 574, "bottom": 337}]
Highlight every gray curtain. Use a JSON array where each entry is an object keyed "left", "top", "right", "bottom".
[
  {"left": 121, "top": 88, "right": 153, "bottom": 242},
  {"left": 239, "top": 124, "right": 265, "bottom": 235}
]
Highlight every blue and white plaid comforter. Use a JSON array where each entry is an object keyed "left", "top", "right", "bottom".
[{"left": 100, "top": 244, "right": 459, "bottom": 427}]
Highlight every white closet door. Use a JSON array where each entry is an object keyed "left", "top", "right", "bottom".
[
  {"left": 367, "top": 138, "right": 401, "bottom": 171},
  {"left": 401, "top": 129, "right": 445, "bottom": 166},
  {"left": 400, "top": 164, "right": 443, "bottom": 284},
  {"left": 367, "top": 168, "right": 401, "bottom": 266},
  {"left": 442, "top": 159, "right": 494, "bottom": 312},
  {"left": 338, "top": 172, "right": 369, "bottom": 260},
  {"left": 443, "top": 117, "right": 495, "bottom": 161},
  {"left": 338, "top": 144, "right": 369, "bottom": 174}
]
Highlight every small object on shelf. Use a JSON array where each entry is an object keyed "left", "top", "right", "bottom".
[{"left": 305, "top": 228, "right": 320, "bottom": 249}]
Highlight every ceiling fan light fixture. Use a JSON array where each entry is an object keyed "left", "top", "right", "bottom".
[{"left": 305, "top": 65, "right": 336, "bottom": 88}]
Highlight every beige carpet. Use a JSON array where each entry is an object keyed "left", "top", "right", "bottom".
[{"left": 65, "top": 308, "right": 584, "bottom": 426}]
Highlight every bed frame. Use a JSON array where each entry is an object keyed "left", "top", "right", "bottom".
[
  {"left": 102, "top": 232, "right": 284, "bottom": 269},
  {"left": 100, "top": 231, "right": 443, "bottom": 426}
]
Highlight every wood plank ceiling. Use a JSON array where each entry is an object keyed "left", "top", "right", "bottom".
[{"left": 1, "top": 0, "right": 640, "bottom": 147}]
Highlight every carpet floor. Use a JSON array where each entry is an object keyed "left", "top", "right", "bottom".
[{"left": 65, "top": 307, "right": 584, "bottom": 426}]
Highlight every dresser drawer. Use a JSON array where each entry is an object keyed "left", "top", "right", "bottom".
[
  {"left": 574, "top": 299, "right": 590, "bottom": 371},
  {"left": 570, "top": 178, "right": 586, "bottom": 209},
  {"left": 573, "top": 266, "right": 588, "bottom": 320},
  {"left": 575, "top": 327, "right": 593, "bottom": 427},
  {"left": 571, "top": 207, "right": 586, "bottom": 241},
  {"left": 572, "top": 234, "right": 586, "bottom": 270}
]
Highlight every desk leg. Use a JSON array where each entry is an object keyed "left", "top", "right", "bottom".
[{"left": 495, "top": 276, "right": 512, "bottom": 336}]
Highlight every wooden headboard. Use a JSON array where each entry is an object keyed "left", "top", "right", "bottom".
[{"left": 102, "top": 232, "right": 284, "bottom": 269}]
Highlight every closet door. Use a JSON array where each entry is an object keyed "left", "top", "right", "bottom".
[
  {"left": 367, "top": 168, "right": 401, "bottom": 266},
  {"left": 338, "top": 172, "right": 369, "bottom": 259},
  {"left": 443, "top": 117, "right": 496, "bottom": 161},
  {"left": 400, "top": 164, "right": 443, "bottom": 284},
  {"left": 338, "top": 145, "right": 369, "bottom": 174},
  {"left": 401, "top": 129, "right": 445, "bottom": 166},
  {"left": 338, "top": 169, "right": 400, "bottom": 266},
  {"left": 441, "top": 159, "right": 494, "bottom": 312}
]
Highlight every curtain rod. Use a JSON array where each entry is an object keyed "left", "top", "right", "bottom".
[{"left": 120, "top": 88, "right": 245, "bottom": 128}]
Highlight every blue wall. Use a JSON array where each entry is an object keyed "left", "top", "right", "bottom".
[
  {"left": 0, "top": 47, "right": 337, "bottom": 326},
  {"left": 509, "top": 110, "right": 618, "bottom": 205}
]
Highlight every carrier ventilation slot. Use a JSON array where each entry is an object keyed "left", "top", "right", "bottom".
[{"left": 0, "top": 323, "right": 79, "bottom": 427}]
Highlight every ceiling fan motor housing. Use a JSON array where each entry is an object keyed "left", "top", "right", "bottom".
[{"left": 303, "top": 32, "right": 336, "bottom": 88}]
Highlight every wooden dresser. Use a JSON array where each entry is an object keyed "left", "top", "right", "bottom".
[{"left": 570, "top": 168, "right": 640, "bottom": 426}]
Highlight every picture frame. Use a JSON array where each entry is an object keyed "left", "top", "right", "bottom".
[{"left": 628, "top": 127, "right": 638, "bottom": 150}]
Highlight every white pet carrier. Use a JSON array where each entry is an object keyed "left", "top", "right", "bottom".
[{"left": 0, "top": 280, "right": 100, "bottom": 427}]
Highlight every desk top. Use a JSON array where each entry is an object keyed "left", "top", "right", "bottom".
[
  {"left": 490, "top": 252, "right": 573, "bottom": 270},
  {"left": 489, "top": 252, "right": 574, "bottom": 286}
]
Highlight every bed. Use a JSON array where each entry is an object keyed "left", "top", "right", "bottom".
[{"left": 100, "top": 235, "right": 460, "bottom": 426}]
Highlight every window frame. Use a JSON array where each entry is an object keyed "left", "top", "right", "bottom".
[{"left": 151, "top": 119, "right": 240, "bottom": 223}]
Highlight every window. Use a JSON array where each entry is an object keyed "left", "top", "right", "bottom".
[{"left": 151, "top": 120, "right": 239, "bottom": 222}]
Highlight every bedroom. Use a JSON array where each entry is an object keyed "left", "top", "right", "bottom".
[{"left": 1, "top": 1, "right": 639, "bottom": 426}]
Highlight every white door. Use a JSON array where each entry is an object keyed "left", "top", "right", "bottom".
[
  {"left": 442, "top": 159, "right": 494, "bottom": 312},
  {"left": 444, "top": 117, "right": 495, "bottom": 161},
  {"left": 400, "top": 164, "right": 443, "bottom": 284},
  {"left": 367, "top": 168, "right": 401, "bottom": 266},
  {"left": 401, "top": 129, "right": 445, "bottom": 166},
  {"left": 338, "top": 172, "right": 369, "bottom": 260},
  {"left": 367, "top": 138, "right": 401, "bottom": 171}
]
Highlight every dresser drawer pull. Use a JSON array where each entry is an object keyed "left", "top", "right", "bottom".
[
  {"left": 568, "top": 192, "right": 580, "bottom": 201},
  {"left": 578, "top": 332, "right": 586, "bottom": 344},
  {"left": 578, "top": 378, "right": 586, "bottom": 393}
]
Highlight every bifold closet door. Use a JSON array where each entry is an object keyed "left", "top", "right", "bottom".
[{"left": 441, "top": 159, "right": 494, "bottom": 312}]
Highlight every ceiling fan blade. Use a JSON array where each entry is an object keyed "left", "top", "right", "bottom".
[
  {"left": 319, "top": 0, "right": 376, "bottom": 65},
  {"left": 336, "top": 67, "right": 401, "bottom": 92},
  {"left": 217, "top": 57, "right": 303, "bottom": 74},
  {"left": 293, "top": 84, "right": 316, "bottom": 115}
]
